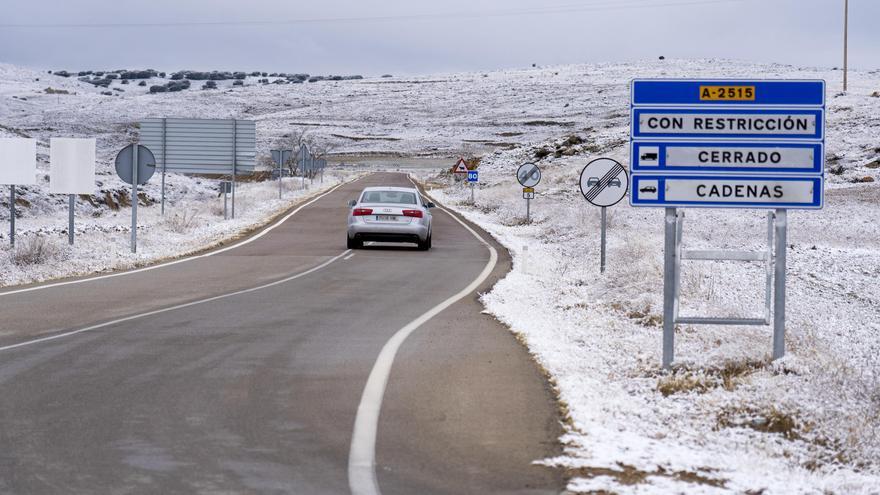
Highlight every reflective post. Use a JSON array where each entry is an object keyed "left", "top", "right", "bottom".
[
  {"left": 662, "top": 207, "right": 677, "bottom": 369},
  {"left": 526, "top": 197, "right": 530, "bottom": 224},
  {"left": 773, "top": 209, "right": 788, "bottom": 359}
]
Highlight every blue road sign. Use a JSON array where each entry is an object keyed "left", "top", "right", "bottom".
[
  {"left": 632, "top": 108, "right": 824, "bottom": 140},
  {"left": 467, "top": 170, "right": 479, "bottom": 182},
  {"left": 629, "top": 79, "right": 825, "bottom": 209},
  {"left": 631, "top": 141, "right": 823, "bottom": 175},
  {"left": 630, "top": 175, "right": 823, "bottom": 209},
  {"left": 631, "top": 80, "right": 826, "bottom": 107}
]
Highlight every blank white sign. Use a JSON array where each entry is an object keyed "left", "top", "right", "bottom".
[
  {"left": 50, "top": 138, "right": 95, "bottom": 194},
  {"left": 0, "top": 138, "right": 37, "bottom": 185}
]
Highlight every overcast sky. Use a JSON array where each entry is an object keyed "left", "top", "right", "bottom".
[{"left": 1, "top": 0, "right": 877, "bottom": 75}]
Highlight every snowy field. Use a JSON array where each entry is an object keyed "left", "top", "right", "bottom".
[{"left": 2, "top": 58, "right": 879, "bottom": 493}]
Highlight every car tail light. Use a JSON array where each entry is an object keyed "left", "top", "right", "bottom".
[
  {"left": 353, "top": 208, "right": 373, "bottom": 216},
  {"left": 402, "top": 209, "right": 423, "bottom": 218}
]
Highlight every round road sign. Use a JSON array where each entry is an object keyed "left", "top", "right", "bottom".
[
  {"left": 115, "top": 144, "right": 156, "bottom": 186},
  {"left": 579, "top": 158, "right": 628, "bottom": 207},
  {"left": 516, "top": 163, "right": 541, "bottom": 187}
]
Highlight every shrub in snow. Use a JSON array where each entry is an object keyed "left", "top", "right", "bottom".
[
  {"left": 232, "top": 80, "right": 244, "bottom": 86},
  {"left": 149, "top": 85, "right": 168, "bottom": 93},
  {"left": 163, "top": 211, "right": 201, "bottom": 233},
  {"left": 53, "top": 70, "right": 71, "bottom": 77},
  {"left": 138, "top": 81, "right": 147, "bottom": 87},
  {"left": 12, "top": 236, "right": 65, "bottom": 266},
  {"left": 201, "top": 81, "right": 217, "bottom": 90}
]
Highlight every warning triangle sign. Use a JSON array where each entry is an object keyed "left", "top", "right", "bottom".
[{"left": 453, "top": 158, "right": 469, "bottom": 174}]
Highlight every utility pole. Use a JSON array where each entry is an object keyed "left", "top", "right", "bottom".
[{"left": 843, "top": 0, "right": 849, "bottom": 92}]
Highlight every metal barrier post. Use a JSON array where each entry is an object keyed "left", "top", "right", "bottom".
[{"left": 773, "top": 209, "right": 787, "bottom": 359}]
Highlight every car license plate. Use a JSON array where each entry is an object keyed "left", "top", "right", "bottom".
[{"left": 376, "top": 215, "right": 397, "bottom": 221}]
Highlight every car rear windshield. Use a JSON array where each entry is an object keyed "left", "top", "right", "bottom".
[{"left": 360, "top": 190, "right": 417, "bottom": 205}]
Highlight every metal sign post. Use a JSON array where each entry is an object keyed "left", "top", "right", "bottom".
[
  {"left": 467, "top": 169, "right": 479, "bottom": 204},
  {"left": 132, "top": 144, "right": 138, "bottom": 253},
  {"left": 271, "top": 149, "right": 292, "bottom": 199},
  {"left": 68, "top": 195, "right": 74, "bottom": 245},
  {"left": 231, "top": 120, "right": 237, "bottom": 219},
  {"left": 0, "top": 139, "right": 38, "bottom": 246},
  {"left": 522, "top": 187, "right": 535, "bottom": 223},
  {"left": 300, "top": 144, "right": 309, "bottom": 189},
  {"left": 219, "top": 181, "right": 232, "bottom": 220},
  {"left": 517, "top": 163, "right": 541, "bottom": 224},
  {"left": 630, "top": 79, "right": 825, "bottom": 368},
  {"left": 773, "top": 209, "right": 787, "bottom": 359},
  {"left": 600, "top": 207, "right": 606, "bottom": 273},
  {"left": 115, "top": 144, "right": 156, "bottom": 254},
  {"left": 49, "top": 138, "right": 96, "bottom": 247},
  {"left": 579, "top": 158, "right": 628, "bottom": 274},
  {"left": 161, "top": 117, "right": 167, "bottom": 215},
  {"left": 8, "top": 186, "right": 14, "bottom": 246}
]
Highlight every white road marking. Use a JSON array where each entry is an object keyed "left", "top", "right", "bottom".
[
  {"left": 0, "top": 179, "right": 356, "bottom": 297},
  {"left": 348, "top": 182, "right": 498, "bottom": 495},
  {"left": 0, "top": 250, "right": 352, "bottom": 353},
  {"left": 344, "top": 253, "right": 356, "bottom": 261}
]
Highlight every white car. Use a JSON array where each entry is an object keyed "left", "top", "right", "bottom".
[{"left": 347, "top": 186, "right": 434, "bottom": 250}]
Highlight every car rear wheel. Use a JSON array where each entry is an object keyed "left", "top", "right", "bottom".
[
  {"left": 417, "top": 233, "right": 432, "bottom": 251},
  {"left": 347, "top": 235, "right": 363, "bottom": 249}
]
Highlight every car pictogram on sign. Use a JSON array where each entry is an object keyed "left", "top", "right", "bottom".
[{"left": 639, "top": 185, "right": 657, "bottom": 193}]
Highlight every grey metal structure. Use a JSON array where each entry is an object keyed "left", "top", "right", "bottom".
[
  {"left": 662, "top": 208, "right": 787, "bottom": 368},
  {"left": 140, "top": 118, "right": 256, "bottom": 219}
]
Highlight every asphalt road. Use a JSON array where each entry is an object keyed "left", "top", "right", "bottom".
[{"left": 0, "top": 172, "right": 564, "bottom": 494}]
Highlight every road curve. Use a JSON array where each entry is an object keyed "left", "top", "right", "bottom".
[{"left": 0, "top": 172, "right": 564, "bottom": 494}]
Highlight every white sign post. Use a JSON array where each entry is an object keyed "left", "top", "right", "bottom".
[
  {"left": 0, "top": 138, "right": 37, "bottom": 246},
  {"left": 50, "top": 138, "right": 96, "bottom": 245}
]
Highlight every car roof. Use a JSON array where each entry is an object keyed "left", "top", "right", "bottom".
[{"left": 360, "top": 186, "right": 419, "bottom": 193}]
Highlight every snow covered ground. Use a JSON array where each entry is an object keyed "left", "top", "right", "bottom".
[
  {"left": 419, "top": 63, "right": 880, "bottom": 494},
  {"left": 2, "top": 57, "right": 879, "bottom": 493}
]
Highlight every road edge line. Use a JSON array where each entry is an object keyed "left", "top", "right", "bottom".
[{"left": 348, "top": 179, "right": 498, "bottom": 495}]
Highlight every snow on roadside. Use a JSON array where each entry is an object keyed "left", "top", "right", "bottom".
[
  {"left": 0, "top": 172, "right": 359, "bottom": 288},
  {"left": 419, "top": 70, "right": 880, "bottom": 493}
]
